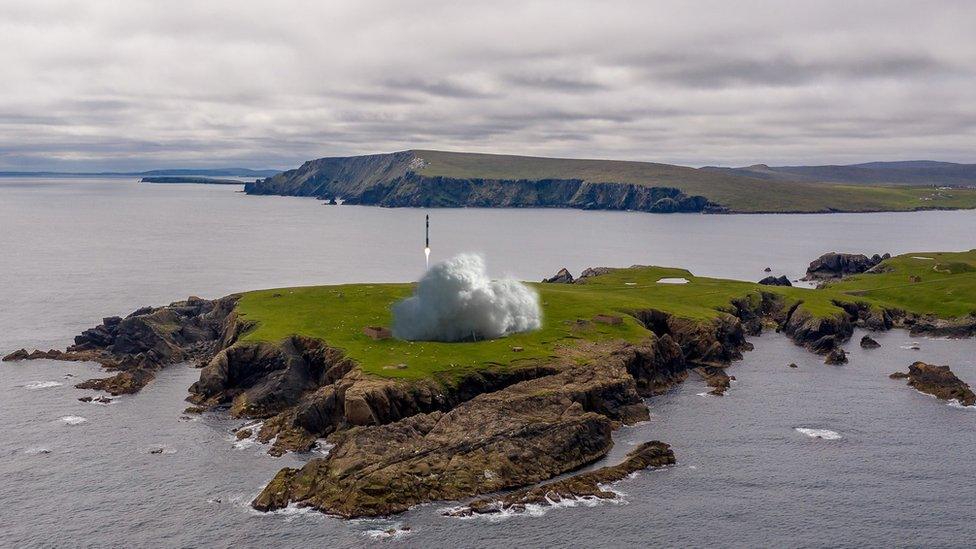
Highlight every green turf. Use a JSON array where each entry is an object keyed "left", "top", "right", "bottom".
[
  {"left": 411, "top": 150, "right": 976, "bottom": 213},
  {"left": 826, "top": 250, "right": 976, "bottom": 318},
  {"left": 234, "top": 251, "right": 976, "bottom": 382}
]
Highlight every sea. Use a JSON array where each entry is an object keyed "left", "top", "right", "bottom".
[{"left": 1, "top": 177, "right": 974, "bottom": 548}]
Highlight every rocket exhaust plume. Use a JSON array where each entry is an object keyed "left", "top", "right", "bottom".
[
  {"left": 392, "top": 253, "right": 542, "bottom": 342},
  {"left": 424, "top": 214, "right": 430, "bottom": 269}
]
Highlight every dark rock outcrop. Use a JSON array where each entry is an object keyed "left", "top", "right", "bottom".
[
  {"left": 759, "top": 275, "right": 792, "bottom": 287},
  {"left": 780, "top": 303, "right": 854, "bottom": 355},
  {"left": 908, "top": 315, "right": 976, "bottom": 338},
  {"left": 542, "top": 268, "right": 575, "bottom": 284},
  {"left": 904, "top": 361, "right": 975, "bottom": 406},
  {"left": 860, "top": 335, "right": 881, "bottom": 349},
  {"left": 189, "top": 336, "right": 559, "bottom": 455},
  {"left": 804, "top": 252, "right": 890, "bottom": 281},
  {"left": 445, "top": 440, "right": 675, "bottom": 517},
  {"left": 8, "top": 296, "right": 241, "bottom": 395},
  {"left": 576, "top": 267, "right": 615, "bottom": 281},
  {"left": 824, "top": 348, "right": 848, "bottom": 365}
]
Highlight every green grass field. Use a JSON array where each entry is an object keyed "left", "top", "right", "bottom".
[
  {"left": 411, "top": 150, "right": 976, "bottom": 213},
  {"left": 233, "top": 251, "right": 976, "bottom": 383},
  {"left": 827, "top": 250, "right": 976, "bottom": 317}
]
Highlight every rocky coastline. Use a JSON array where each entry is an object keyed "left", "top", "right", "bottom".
[{"left": 4, "top": 255, "right": 975, "bottom": 519}]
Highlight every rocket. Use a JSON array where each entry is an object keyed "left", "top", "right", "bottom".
[{"left": 424, "top": 214, "right": 431, "bottom": 269}]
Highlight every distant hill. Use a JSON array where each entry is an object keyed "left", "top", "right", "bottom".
[
  {"left": 0, "top": 168, "right": 281, "bottom": 178},
  {"left": 702, "top": 161, "right": 976, "bottom": 186},
  {"left": 246, "top": 150, "right": 976, "bottom": 214},
  {"left": 140, "top": 176, "right": 246, "bottom": 185}
]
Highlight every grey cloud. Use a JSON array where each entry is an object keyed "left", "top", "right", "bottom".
[
  {"left": 500, "top": 73, "right": 607, "bottom": 93},
  {"left": 0, "top": 0, "right": 974, "bottom": 171}
]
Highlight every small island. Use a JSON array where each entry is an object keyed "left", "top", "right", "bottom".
[
  {"left": 5, "top": 250, "right": 975, "bottom": 518},
  {"left": 140, "top": 176, "right": 247, "bottom": 185}
]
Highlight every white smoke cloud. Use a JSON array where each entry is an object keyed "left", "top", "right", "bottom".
[{"left": 392, "top": 253, "right": 542, "bottom": 342}]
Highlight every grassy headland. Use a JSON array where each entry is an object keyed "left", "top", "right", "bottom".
[
  {"left": 827, "top": 250, "right": 976, "bottom": 317},
  {"left": 234, "top": 251, "right": 976, "bottom": 383},
  {"left": 413, "top": 150, "right": 976, "bottom": 213}
]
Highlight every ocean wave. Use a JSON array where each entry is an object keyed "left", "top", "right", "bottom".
[
  {"left": 24, "top": 380, "right": 63, "bottom": 389},
  {"left": 794, "top": 427, "right": 841, "bottom": 440},
  {"left": 59, "top": 416, "right": 87, "bottom": 425},
  {"left": 947, "top": 400, "right": 976, "bottom": 410}
]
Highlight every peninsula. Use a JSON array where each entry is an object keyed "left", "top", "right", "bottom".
[
  {"left": 245, "top": 150, "right": 976, "bottom": 214},
  {"left": 5, "top": 250, "right": 975, "bottom": 518}
]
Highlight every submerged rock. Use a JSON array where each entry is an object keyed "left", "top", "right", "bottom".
[
  {"left": 824, "top": 348, "right": 848, "bottom": 365},
  {"left": 2, "top": 349, "right": 29, "bottom": 361},
  {"left": 905, "top": 361, "right": 975, "bottom": 406},
  {"left": 889, "top": 371, "right": 909, "bottom": 379},
  {"left": 695, "top": 366, "right": 731, "bottom": 396},
  {"left": 860, "top": 335, "right": 881, "bottom": 349}
]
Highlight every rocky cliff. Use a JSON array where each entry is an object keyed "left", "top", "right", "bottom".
[{"left": 245, "top": 151, "right": 722, "bottom": 213}]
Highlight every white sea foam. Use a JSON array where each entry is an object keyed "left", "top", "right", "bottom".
[
  {"left": 24, "top": 447, "right": 52, "bottom": 455},
  {"left": 657, "top": 277, "right": 689, "bottom": 284},
  {"left": 361, "top": 521, "right": 413, "bottom": 541},
  {"left": 313, "top": 440, "right": 334, "bottom": 456},
  {"left": 947, "top": 400, "right": 976, "bottom": 410},
  {"left": 59, "top": 416, "right": 87, "bottom": 425},
  {"left": 795, "top": 427, "right": 841, "bottom": 440},
  {"left": 448, "top": 489, "right": 627, "bottom": 522},
  {"left": 24, "top": 380, "right": 62, "bottom": 389},
  {"left": 230, "top": 422, "right": 264, "bottom": 449}
]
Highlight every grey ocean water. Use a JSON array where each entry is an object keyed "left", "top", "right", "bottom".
[{"left": 1, "top": 178, "right": 974, "bottom": 548}]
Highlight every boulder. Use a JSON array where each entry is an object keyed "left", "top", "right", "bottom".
[
  {"left": 824, "top": 348, "right": 848, "bottom": 365},
  {"left": 859, "top": 335, "right": 881, "bottom": 349},
  {"left": 576, "top": 267, "right": 614, "bottom": 281},
  {"left": 542, "top": 268, "right": 574, "bottom": 284},
  {"left": 758, "top": 275, "right": 791, "bottom": 287}
]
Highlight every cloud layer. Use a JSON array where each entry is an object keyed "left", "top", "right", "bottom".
[
  {"left": 392, "top": 254, "right": 541, "bottom": 342},
  {"left": 2, "top": 0, "right": 974, "bottom": 170}
]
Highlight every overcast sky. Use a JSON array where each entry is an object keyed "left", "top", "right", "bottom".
[{"left": 2, "top": 0, "right": 974, "bottom": 171}]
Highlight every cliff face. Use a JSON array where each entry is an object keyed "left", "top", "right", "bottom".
[{"left": 244, "top": 151, "right": 721, "bottom": 213}]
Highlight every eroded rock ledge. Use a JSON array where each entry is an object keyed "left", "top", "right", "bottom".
[
  {"left": 445, "top": 440, "right": 675, "bottom": 517},
  {"left": 894, "top": 361, "right": 976, "bottom": 406},
  {"left": 3, "top": 295, "right": 242, "bottom": 394},
  {"left": 250, "top": 341, "right": 673, "bottom": 517}
]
